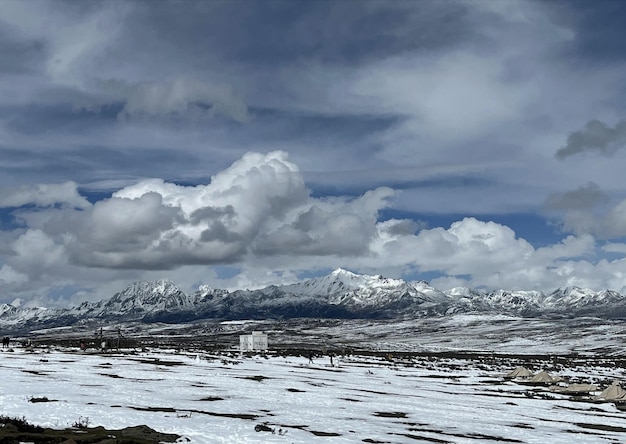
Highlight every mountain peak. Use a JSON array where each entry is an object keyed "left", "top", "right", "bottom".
[{"left": 330, "top": 268, "right": 356, "bottom": 277}]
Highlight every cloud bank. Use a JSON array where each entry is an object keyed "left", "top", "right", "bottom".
[{"left": 2, "top": 151, "right": 626, "bottom": 306}]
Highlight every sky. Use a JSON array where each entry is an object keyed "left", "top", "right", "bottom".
[{"left": 2, "top": 0, "right": 626, "bottom": 307}]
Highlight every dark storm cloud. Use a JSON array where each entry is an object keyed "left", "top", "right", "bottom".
[
  {"left": 549, "top": 0, "right": 626, "bottom": 64},
  {"left": 0, "top": 26, "right": 46, "bottom": 74},
  {"left": 0, "top": 146, "right": 205, "bottom": 189},
  {"left": 3, "top": 103, "right": 124, "bottom": 135},
  {"left": 555, "top": 119, "right": 626, "bottom": 159},
  {"left": 200, "top": 221, "right": 242, "bottom": 244},
  {"left": 544, "top": 182, "right": 609, "bottom": 211},
  {"left": 248, "top": 107, "right": 402, "bottom": 140},
  {"left": 307, "top": 171, "right": 492, "bottom": 199},
  {"left": 124, "top": 0, "right": 476, "bottom": 67}
]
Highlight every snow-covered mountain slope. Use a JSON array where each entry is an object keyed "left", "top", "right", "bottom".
[
  {"left": 3, "top": 270, "right": 626, "bottom": 333},
  {"left": 88, "top": 280, "right": 198, "bottom": 317},
  {"left": 282, "top": 268, "right": 449, "bottom": 310}
]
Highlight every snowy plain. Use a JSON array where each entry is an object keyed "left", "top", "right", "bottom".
[
  {"left": 3, "top": 315, "right": 626, "bottom": 443},
  {"left": 2, "top": 344, "right": 626, "bottom": 442}
]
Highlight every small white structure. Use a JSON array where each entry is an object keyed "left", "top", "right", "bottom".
[{"left": 239, "top": 331, "right": 268, "bottom": 352}]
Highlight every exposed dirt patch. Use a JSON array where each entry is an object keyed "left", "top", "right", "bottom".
[
  {"left": 394, "top": 432, "right": 452, "bottom": 443},
  {"left": 21, "top": 370, "right": 48, "bottom": 376},
  {"left": 374, "top": 411, "right": 408, "bottom": 418},
  {"left": 129, "top": 406, "right": 177, "bottom": 413},
  {"left": 188, "top": 409, "right": 260, "bottom": 420},
  {"left": 575, "top": 422, "right": 626, "bottom": 433},
  {"left": 310, "top": 430, "right": 342, "bottom": 436},
  {"left": 238, "top": 374, "right": 270, "bottom": 382},
  {"left": 133, "top": 358, "right": 186, "bottom": 366},
  {"left": 99, "top": 372, "right": 123, "bottom": 378}
]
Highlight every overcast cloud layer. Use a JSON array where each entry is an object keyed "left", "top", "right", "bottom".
[{"left": 2, "top": 0, "right": 626, "bottom": 307}]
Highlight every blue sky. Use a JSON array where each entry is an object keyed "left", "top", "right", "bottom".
[{"left": 2, "top": 0, "right": 626, "bottom": 307}]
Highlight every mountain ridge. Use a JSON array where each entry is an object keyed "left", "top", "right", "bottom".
[{"left": 2, "top": 269, "right": 626, "bottom": 333}]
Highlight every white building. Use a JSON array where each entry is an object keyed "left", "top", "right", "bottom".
[{"left": 239, "top": 331, "right": 268, "bottom": 351}]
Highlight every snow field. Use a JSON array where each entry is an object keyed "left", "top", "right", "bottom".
[{"left": 1, "top": 347, "right": 626, "bottom": 443}]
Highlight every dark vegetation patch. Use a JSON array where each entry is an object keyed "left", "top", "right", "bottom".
[
  {"left": 287, "top": 388, "right": 305, "bottom": 392},
  {"left": 0, "top": 415, "right": 44, "bottom": 433},
  {"left": 28, "top": 396, "right": 55, "bottom": 403},
  {"left": 0, "top": 416, "right": 179, "bottom": 443},
  {"left": 197, "top": 396, "right": 225, "bottom": 401},
  {"left": 341, "top": 397, "right": 362, "bottom": 402},
  {"left": 255, "top": 423, "right": 274, "bottom": 432}
]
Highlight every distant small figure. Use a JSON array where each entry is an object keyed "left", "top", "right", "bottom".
[
  {"left": 2, "top": 336, "right": 9, "bottom": 348},
  {"left": 101, "top": 340, "right": 107, "bottom": 352},
  {"left": 80, "top": 340, "right": 86, "bottom": 351},
  {"left": 308, "top": 352, "right": 314, "bottom": 364},
  {"left": 329, "top": 353, "right": 334, "bottom": 367}
]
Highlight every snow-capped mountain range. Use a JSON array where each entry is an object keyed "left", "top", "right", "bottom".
[{"left": 1, "top": 268, "right": 626, "bottom": 333}]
